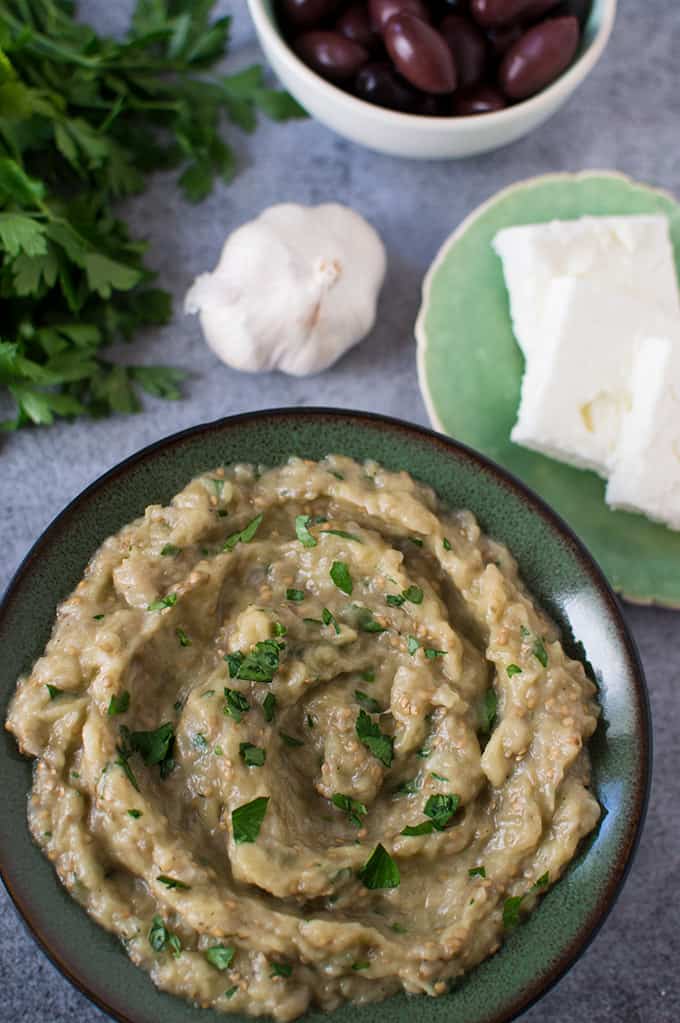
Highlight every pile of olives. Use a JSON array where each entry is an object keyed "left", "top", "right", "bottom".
[{"left": 276, "top": 0, "right": 592, "bottom": 116}]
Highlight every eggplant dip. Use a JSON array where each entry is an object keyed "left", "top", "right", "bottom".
[{"left": 6, "top": 456, "right": 600, "bottom": 1021}]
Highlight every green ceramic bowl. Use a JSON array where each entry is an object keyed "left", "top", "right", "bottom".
[{"left": 0, "top": 409, "right": 650, "bottom": 1023}]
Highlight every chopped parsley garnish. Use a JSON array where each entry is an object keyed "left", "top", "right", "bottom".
[
  {"left": 356, "top": 608, "right": 386, "bottom": 633},
  {"left": 214, "top": 746, "right": 224, "bottom": 756},
  {"left": 320, "top": 529, "right": 362, "bottom": 542},
  {"left": 401, "top": 793, "right": 460, "bottom": 836},
  {"left": 127, "top": 809, "right": 142, "bottom": 819},
  {"left": 416, "top": 747, "right": 431, "bottom": 759},
  {"left": 479, "top": 688, "right": 498, "bottom": 734},
  {"left": 225, "top": 986, "right": 238, "bottom": 999},
  {"left": 507, "top": 664, "right": 522, "bottom": 677},
  {"left": 126, "top": 722, "right": 175, "bottom": 779},
  {"left": 147, "top": 593, "right": 178, "bottom": 611},
  {"left": 533, "top": 638, "right": 548, "bottom": 668},
  {"left": 205, "top": 945, "right": 235, "bottom": 971},
  {"left": 270, "top": 961, "right": 292, "bottom": 978},
  {"left": 263, "top": 692, "right": 277, "bottom": 723},
  {"left": 208, "top": 478, "right": 225, "bottom": 497},
  {"left": 390, "top": 922, "right": 408, "bottom": 933},
  {"left": 520, "top": 625, "right": 531, "bottom": 637},
  {"left": 352, "top": 961, "right": 370, "bottom": 971},
  {"left": 226, "top": 639, "right": 282, "bottom": 683},
  {"left": 239, "top": 742, "right": 266, "bottom": 767},
  {"left": 431, "top": 772, "right": 449, "bottom": 782},
  {"left": 115, "top": 732, "right": 140, "bottom": 791},
  {"left": 356, "top": 709, "right": 393, "bottom": 767},
  {"left": 160, "top": 544, "right": 180, "bottom": 557},
  {"left": 361, "top": 669, "right": 375, "bottom": 683},
  {"left": 279, "top": 731, "right": 304, "bottom": 748},
  {"left": 148, "top": 916, "right": 181, "bottom": 957},
  {"left": 442, "top": 537, "right": 452, "bottom": 551},
  {"left": 92, "top": 613, "right": 105, "bottom": 621},
  {"left": 331, "top": 793, "right": 367, "bottom": 827},
  {"left": 286, "top": 588, "right": 305, "bottom": 602},
  {"left": 157, "top": 875, "right": 191, "bottom": 890},
  {"left": 424, "top": 648, "right": 446, "bottom": 659},
  {"left": 358, "top": 843, "right": 400, "bottom": 890},
  {"left": 175, "top": 627, "right": 191, "bottom": 647},
  {"left": 468, "top": 866, "right": 486, "bottom": 878},
  {"left": 223, "top": 687, "right": 250, "bottom": 723},
  {"left": 503, "top": 872, "right": 550, "bottom": 929},
  {"left": 322, "top": 607, "right": 340, "bottom": 634},
  {"left": 502, "top": 895, "right": 523, "bottom": 930},
  {"left": 354, "top": 690, "right": 382, "bottom": 714},
  {"left": 224, "top": 513, "right": 263, "bottom": 550},
  {"left": 387, "top": 584, "right": 423, "bottom": 607},
  {"left": 273, "top": 622, "right": 287, "bottom": 637},
  {"left": 45, "top": 684, "right": 64, "bottom": 699},
  {"left": 295, "top": 514, "right": 317, "bottom": 547},
  {"left": 408, "top": 537, "right": 423, "bottom": 547},
  {"left": 192, "top": 733, "right": 208, "bottom": 751},
  {"left": 232, "top": 796, "right": 269, "bottom": 844},
  {"left": 407, "top": 635, "right": 420, "bottom": 655},
  {"left": 330, "top": 560, "right": 353, "bottom": 595},
  {"left": 393, "top": 778, "right": 420, "bottom": 797}
]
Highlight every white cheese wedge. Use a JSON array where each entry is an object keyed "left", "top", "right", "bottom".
[
  {"left": 606, "top": 333, "right": 680, "bottom": 530},
  {"left": 493, "top": 215, "right": 680, "bottom": 359},
  {"left": 510, "top": 279, "right": 672, "bottom": 477}
]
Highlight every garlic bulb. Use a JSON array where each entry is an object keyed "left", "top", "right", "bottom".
[{"left": 185, "top": 202, "right": 386, "bottom": 376}]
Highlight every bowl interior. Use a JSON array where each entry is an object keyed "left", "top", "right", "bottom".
[
  {"left": 254, "top": 0, "right": 612, "bottom": 126},
  {"left": 0, "top": 409, "right": 649, "bottom": 1023}
]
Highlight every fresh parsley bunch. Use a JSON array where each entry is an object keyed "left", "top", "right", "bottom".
[{"left": 0, "top": 0, "right": 305, "bottom": 429}]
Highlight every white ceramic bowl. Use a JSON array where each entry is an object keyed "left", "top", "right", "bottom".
[{"left": 247, "top": 0, "right": 617, "bottom": 159}]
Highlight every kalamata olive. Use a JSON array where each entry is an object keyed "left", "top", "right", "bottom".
[
  {"left": 453, "top": 83, "right": 508, "bottom": 113},
  {"left": 470, "top": 0, "right": 554, "bottom": 27},
  {"left": 485, "top": 23, "right": 523, "bottom": 53},
  {"left": 294, "top": 31, "right": 369, "bottom": 81},
  {"left": 369, "top": 0, "right": 430, "bottom": 34},
  {"left": 279, "top": 0, "right": 340, "bottom": 28},
  {"left": 384, "top": 14, "right": 457, "bottom": 93},
  {"left": 440, "top": 14, "right": 489, "bottom": 87},
  {"left": 354, "top": 61, "right": 423, "bottom": 111},
  {"left": 499, "top": 15, "right": 579, "bottom": 98},
  {"left": 337, "top": 4, "right": 379, "bottom": 48}
]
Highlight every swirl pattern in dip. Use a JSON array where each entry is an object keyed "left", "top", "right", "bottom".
[{"left": 6, "top": 456, "right": 601, "bottom": 1020}]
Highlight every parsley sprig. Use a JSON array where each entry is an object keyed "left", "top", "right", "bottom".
[{"left": 0, "top": 1, "right": 305, "bottom": 431}]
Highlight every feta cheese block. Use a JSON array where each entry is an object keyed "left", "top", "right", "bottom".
[
  {"left": 510, "top": 279, "right": 672, "bottom": 477},
  {"left": 606, "top": 332, "right": 680, "bottom": 530},
  {"left": 494, "top": 215, "right": 680, "bottom": 360}
]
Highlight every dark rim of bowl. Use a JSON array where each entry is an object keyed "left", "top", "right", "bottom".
[{"left": 0, "top": 407, "right": 651, "bottom": 1023}]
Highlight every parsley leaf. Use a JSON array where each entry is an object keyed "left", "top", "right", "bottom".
[
  {"left": 224, "top": 513, "right": 263, "bottom": 550},
  {"left": 358, "top": 843, "right": 400, "bottom": 890},
  {"left": 356, "top": 709, "right": 393, "bottom": 767},
  {"left": 270, "top": 961, "right": 292, "bottom": 978},
  {"left": 232, "top": 796, "right": 269, "bottom": 844},
  {"left": 157, "top": 875, "right": 190, "bottom": 890},
  {"left": 480, "top": 689, "right": 498, "bottom": 733},
  {"left": 401, "top": 793, "right": 460, "bottom": 836},
  {"left": 128, "top": 722, "right": 175, "bottom": 778},
  {"left": 263, "top": 692, "right": 277, "bottom": 723},
  {"left": 330, "top": 560, "right": 353, "bottom": 595},
  {"left": 147, "top": 593, "right": 178, "bottom": 612},
  {"left": 175, "top": 627, "right": 191, "bottom": 647},
  {"left": 468, "top": 866, "right": 486, "bottom": 878},
  {"left": 108, "top": 691, "right": 130, "bottom": 716},
  {"left": 286, "top": 588, "right": 305, "bottom": 602},
  {"left": 407, "top": 636, "right": 420, "bottom": 655},
  {"left": 442, "top": 537, "right": 452, "bottom": 551},
  {"left": 507, "top": 664, "right": 522, "bottom": 677},
  {"left": 295, "top": 514, "right": 317, "bottom": 547},
  {"left": 331, "top": 793, "right": 367, "bottom": 827},
  {"left": 205, "top": 945, "right": 235, "bottom": 971},
  {"left": 356, "top": 608, "right": 386, "bottom": 633},
  {"left": 239, "top": 742, "right": 266, "bottom": 767},
  {"left": 223, "top": 687, "right": 250, "bottom": 723},
  {"left": 226, "top": 639, "right": 281, "bottom": 682},
  {"left": 533, "top": 638, "right": 548, "bottom": 668},
  {"left": 322, "top": 607, "right": 340, "bottom": 634},
  {"left": 45, "top": 684, "right": 64, "bottom": 700},
  {"left": 320, "top": 529, "right": 362, "bottom": 542},
  {"left": 160, "top": 544, "right": 181, "bottom": 557}
]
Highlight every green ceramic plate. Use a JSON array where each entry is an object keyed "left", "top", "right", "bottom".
[
  {"left": 0, "top": 410, "right": 649, "bottom": 1023},
  {"left": 416, "top": 171, "right": 680, "bottom": 608}
]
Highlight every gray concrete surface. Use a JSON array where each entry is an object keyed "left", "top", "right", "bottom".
[{"left": 1, "top": 1, "right": 679, "bottom": 1021}]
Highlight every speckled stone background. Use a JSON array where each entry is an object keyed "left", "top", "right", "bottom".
[{"left": 1, "top": 1, "right": 679, "bottom": 1021}]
